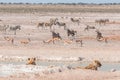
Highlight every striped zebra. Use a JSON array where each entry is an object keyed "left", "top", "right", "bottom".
[
  {"left": 0, "top": 25, "right": 9, "bottom": 34},
  {"left": 84, "top": 25, "right": 96, "bottom": 31},
  {"left": 55, "top": 21, "right": 67, "bottom": 30},
  {"left": 50, "top": 18, "right": 58, "bottom": 25},
  {"left": 9, "top": 25, "right": 21, "bottom": 35},
  {"left": 44, "top": 22, "right": 53, "bottom": 29},
  {"left": 37, "top": 22, "right": 44, "bottom": 29},
  {"left": 95, "top": 19, "right": 109, "bottom": 25},
  {"left": 70, "top": 18, "right": 80, "bottom": 25}
]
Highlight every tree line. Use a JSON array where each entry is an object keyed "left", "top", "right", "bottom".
[{"left": 0, "top": 2, "right": 120, "bottom": 5}]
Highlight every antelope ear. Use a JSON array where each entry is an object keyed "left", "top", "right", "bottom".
[
  {"left": 33, "top": 58, "right": 36, "bottom": 61},
  {"left": 28, "top": 58, "right": 30, "bottom": 60}
]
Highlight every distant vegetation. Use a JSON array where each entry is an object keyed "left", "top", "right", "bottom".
[
  {"left": 0, "top": 2, "right": 120, "bottom": 5},
  {"left": 0, "top": 2, "right": 120, "bottom": 13}
]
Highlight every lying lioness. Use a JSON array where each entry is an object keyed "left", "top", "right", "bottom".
[
  {"left": 76, "top": 60, "right": 102, "bottom": 70},
  {"left": 26, "top": 57, "right": 36, "bottom": 65}
]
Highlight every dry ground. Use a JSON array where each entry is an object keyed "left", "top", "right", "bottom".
[{"left": 0, "top": 4, "right": 120, "bottom": 80}]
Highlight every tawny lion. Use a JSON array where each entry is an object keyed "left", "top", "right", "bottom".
[
  {"left": 76, "top": 60, "right": 102, "bottom": 70},
  {"left": 26, "top": 57, "right": 36, "bottom": 65}
]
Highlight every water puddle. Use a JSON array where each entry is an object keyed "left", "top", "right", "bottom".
[{"left": 0, "top": 61, "right": 120, "bottom": 77}]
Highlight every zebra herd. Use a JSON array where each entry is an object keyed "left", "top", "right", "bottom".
[
  {"left": 0, "top": 24, "right": 21, "bottom": 35},
  {"left": 0, "top": 17, "right": 110, "bottom": 46},
  {"left": 40, "top": 17, "right": 109, "bottom": 45}
]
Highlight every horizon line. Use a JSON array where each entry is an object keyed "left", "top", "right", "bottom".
[{"left": 0, "top": 2, "right": 120, "bottom": 4}]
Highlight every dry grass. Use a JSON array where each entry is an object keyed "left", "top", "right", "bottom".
[{"left": 1, "top": 4, "right": 120, "bottom": 13}]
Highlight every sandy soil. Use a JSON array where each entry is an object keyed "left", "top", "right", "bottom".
[{"left": 0, "top": 10, "right": 120, "bottom": 80}]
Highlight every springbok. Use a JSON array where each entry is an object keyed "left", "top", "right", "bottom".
[
  {"left": 20, "top": 38, "right": 31, "bottom": 44},
  {"left": 63, "top": 39, "right": 73, "bottom": 44},
  {"left": 4, "top": 36, "right": 14, "bottom": 44},
  {"left": 70, "top": 18, "right": 80, "bottom": 25},
  {"left": 43, "top": 38, "right": 61, "bottom": 44}
]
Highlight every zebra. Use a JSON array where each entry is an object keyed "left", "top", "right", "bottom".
[
  {"left": 50, "top": 18, "right": 58, "bottom": 25},
  {"left": 66, "top": 29, "right": 77, "bottom": 40},
  {"left": 55, "top": 21, "right": 67, "bottom": 30},
  {"left": 44, "top": 22, "right": 54, "bottom": 30},
  {"left": 96, "top": 30, "right": 108, "bottom": 43},
  {"left": 95, "top": 19, "right": 109, "bottom": 25},
  {"left": 9, "top": 25, "right": 21, "bottom": 35},
  {"left": 84, "top": 25, "right": 96, "bottom": 31},
  {"left": 37, "top": 22, "right": 44, "bottom": 29},
  {"left": 0, "top": 25, "right": 9, "bottom": 34},
  {"left": 70, "top": 18, "right": 80, "bottom": 25},
  {"left": 96, "top": 30, "right": 103, "bottom": 40},
  {"left": 51, "top": 31, "right": 62, "bottom": 44}
]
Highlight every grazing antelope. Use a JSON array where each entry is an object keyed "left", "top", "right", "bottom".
[
  {"left": 4, "top": 36, "right": 14, "bottom": 44},
  {"left": 70, "top": 18, "right": 80, "bottom": 25},
  {"left": 37, "top": 22, "right": 44, "bottom": 29},
  {"left": 55, "top": 21, "right": 67, "bottom": 30},
  {"left": 26, "top": 57, "right": 36, "bottom": 65},
  {"left": 76, "top": 60, "right": 102, "bottom": 70},
  {"left": 84, "top": 25, "right": 96, "bottom": 31},
  {"left": 20, "top": 38, "right": 31, "bottom": 44}
]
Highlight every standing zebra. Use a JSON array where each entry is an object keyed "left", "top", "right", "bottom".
[
  {"left": 95, "top": 19, "right": 109, "bottom": 25},
  {"left": 70, "top": 18, "right": 80, "bottom": 25},
  {"left": 9, "top": 25, "right": 21, "bottom": 35},
  {"left": 51, "top": 31, "right": 62, "bottom": 44},
  {"left": 55, "top": 21, "right": 67, "bottom": 30},
  {"left": 66, "top": 29, "right": 77, "bottom": 40},
  {"left": 96, "top": 30, "right": 103, "bottom": 40},
  {"left": 37, "top": 22, "right": 44, "bottom": 29},
  {"left": 84, "top": 25, "right": 96, "bottom": 31},
  {"left": 0, "top": 25, "right": 9, "bottom": 34},
  {"left": 50, "top": 18, "right": 58, "bottom": 25}
]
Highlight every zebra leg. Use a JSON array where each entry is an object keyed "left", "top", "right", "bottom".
[{"left": 14, "top": 30, "right": 16, "bottom": 35}]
